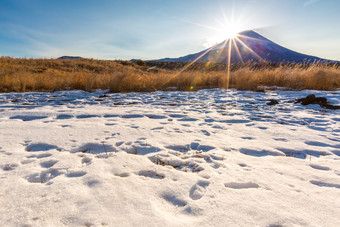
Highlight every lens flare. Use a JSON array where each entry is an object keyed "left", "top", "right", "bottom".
[
  {"left": 163, "top": 10, "right": 266, "bottom": 91},
  {"left": 204, "top": 24, "right": 243, "bottom": 48}
]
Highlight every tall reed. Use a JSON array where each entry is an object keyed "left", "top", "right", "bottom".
[{"left": 0, "top": 57, "right": 339, "bottom": 92}]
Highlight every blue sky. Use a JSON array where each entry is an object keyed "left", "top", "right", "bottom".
[{"left": 0, "top": 0, "right": 339, "bottom": 60}]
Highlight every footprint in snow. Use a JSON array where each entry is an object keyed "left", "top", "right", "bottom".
[
  {"left": 25, "top": 168, "right": 66, "bottom": 184},
  {"left": 121, "top": 114, "right": 144, "bottom": 119},
  {"left": 166, "top": 143, "right": 215, "bottom": 153},
  {"left": 151, "top": 127, "right": 164, "bottom": 130},
  {"left": 149, "top": 154, "right": 205, "bottom": 173},
  {"left": 238, "top": 163, "right": 252, "bottom": 171},
  {"left": 71, "top": 143, "right": 116, "bottom": 157},
  {"left": 84, "top": 179, "right": 101, "bottom": 187},
  {"left": 137, "top": 170, "right": 165, "bottom": 179},
  {"left": 10, "top": 115, "right": 48, "bottom": 121},
  {"left": 224, "top": 182, "right": 260, "bottom": 189},
  {"left": 60, "top": 125, "right": 71, "bottom": 128},
  {"left": 168, "top": 114, "right": 186, "bottom": 119},
  {"left": 27, "top": 153, "right": 53, "bottom": 159},
  {"left": 304, "top": 140, "right": 332, "bottom": 147},
  {"left": 273, "top": 138, "right": 288, "bottom": 142},
  {"left": 162, "top": 193, "right": 187, "bottom": 208},
  {"left": 267, "top": 223, "right": 284, "bottom": 227},
  {"left": 67, "top": 170, "right": 87, "bottom": 178},
  {"left": 21, "top": 159, "right": 35, "bottom": 165},
  {"left": 103, "top": 114, "right": 120, "bottom": 118},
  {"left": 198, "top": 173, "right": 211, "bottom": 179},
  {"left": 25, "top": 169, "right": 87, "bottom": 184},
  {"left": 201, "top": 130, "right": 211, "bottom": 136},
  {"left": 189, "top": 180, "right": 210, "bottom": 200},
  {"left": 178, "top": 117, "right": 198, "bottom": 122},
  {"left": 222, "top": 119, "right": 251, "bottom": 124},
  {"left": 121, "top": 141, "right": 161, "bottom": 155},
  {"left": 2, "top": 163, "right": 19, "bottom": 171},
  {"left": 309, "top": 164, "right": 330, "bottom": 171},
  {"left": 114, "top": 172, "right": 130, "bottom": 178},
  {"left": 145, "top": 114, "right": 167, "bottom": 119},
  {"left": 310, "top": 180, "right": 340, "bottom": 189},
  {"left": 105, "top": 123, "right": 117, "bottom": 126},
  {"left": 25, "top": 143, "right": 59, "bottom": 152},
  {"left": 241, "top": 137, "right": 254, "bottom": 140},
  {"left": 307, "top": 125, "right": 327, "bottom": 132},
  {"left": 332, "top": 150, "right": 340, "bottom": 157},
  {"left": 81, "top": 157, "right": 92, "bottom": 166},
  {"left": 40, "top": 160, "right": 59, "bottom": 168},
  {"left": 115, "top": 141, "right": 124, "bottom": 147},
  {"left": 56, "top": 114, "right": 73, "bottom": 120},
  {"left": 76, "top": 114, "right": 100, "bottom": 119},
  {"left": 240, "top": 148, "right": 284, "bottom": 157},
  {"left": 130, "top": 125, "right": 139, "bottom": 129}
]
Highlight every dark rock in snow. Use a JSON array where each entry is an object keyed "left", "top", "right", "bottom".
[
  {"left": 295, "top": 94, "right": 340, "bottom": 110},
  {"left": 255, "top": 88, "right": 266, "bottom": 92},
  {"left": 295, "top": 94, "right": 327, "bottom": 105},
  {"left": 320, "top": 103, "right": 340, "bottom": 110},
  {"left": 267, "top": 99, "right": 279, "bottom": 105}
]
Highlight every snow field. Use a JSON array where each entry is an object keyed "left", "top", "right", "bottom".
[{"left": 0, "top": 89, "right": 339, "bottom": 226}]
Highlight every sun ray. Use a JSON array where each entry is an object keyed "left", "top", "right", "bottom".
[
  {"left": 235, "top": 36, "right": 264, "bottom": 62},
  {"left": 232, "top": 38, "right": 244, "bottom": 63},
  {"left": 171, "top": 16, "right": 221, "bottom": 32},
  {"left": 237, "top": 34, "right": 266, "bottom": 42},
  {"left": 215, "top": 39, "right": 229, "bottom": 61},
  {"left": 226, "top": 38, "right": 232, "bottom": 90},
  {"left": 159, "top": 44, "right": 220, "bottom": 89},
  {"left": 214, "top": 16, "right": 227, "bottom": 29}
]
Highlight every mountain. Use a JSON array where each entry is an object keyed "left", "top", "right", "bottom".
[
  {"left": 154, "top": 30, "right": 335, "bottom": 64},
  {"left": 57, "top": 56, "right": 83, "bottom": 60}
]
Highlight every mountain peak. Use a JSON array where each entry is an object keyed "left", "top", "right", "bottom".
[
  {"left": 154, "top": 31, "right": 336, "bottom": 64},
  {"left": 237, "top": 30, "right": 271, "bottom": 43},
  {"left": 238, "top": 30, "right": 256, "bottom": 36}
]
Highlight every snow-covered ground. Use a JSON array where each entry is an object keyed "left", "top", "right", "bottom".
[{"left": 0, "top": 89, "right": 339, "bottom": 227}]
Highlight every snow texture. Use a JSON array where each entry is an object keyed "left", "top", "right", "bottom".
[{"left": 0, "top": 89, "right": 339, "bottom": 226}]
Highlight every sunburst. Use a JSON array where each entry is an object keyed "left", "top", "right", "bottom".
[
  {"left": 180, "top": 18, "right": 265, "bottom": 90},
  {"left": 162, "top": 11, "right": 266, "bottom": 91}
]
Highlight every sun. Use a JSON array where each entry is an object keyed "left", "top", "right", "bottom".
[
  {"left": 203, "top": 23, "right": 243, "bottom": 48},
  {"left": 224, "top": 25, "right": 241, "bottom": 39}
]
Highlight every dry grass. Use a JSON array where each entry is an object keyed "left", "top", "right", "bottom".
[
  {"left": 230, "top": 64, "right": 340, "bottom": 91},
  {"left": 0, "top": 57, "right": 339, "bottom": 93}
]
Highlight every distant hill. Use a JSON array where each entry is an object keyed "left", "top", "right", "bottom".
[
  {"left": 153, "top": 30, "right": 336, "bottom": 64},
  {"left": 57, "top": 56, "right": 83, "bottom": 60}
]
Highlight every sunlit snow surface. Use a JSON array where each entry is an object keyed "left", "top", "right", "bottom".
[{"left": 0, "top": 89, "right": 339, "bottom": 226}]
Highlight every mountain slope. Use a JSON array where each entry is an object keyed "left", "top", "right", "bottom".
[{"left": 154, "top": 30, "right": 334, "bottom": 64}]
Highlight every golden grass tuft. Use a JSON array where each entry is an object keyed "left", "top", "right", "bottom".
[{"left": 0, "top": 57, "right": 339, "bottom": 93}]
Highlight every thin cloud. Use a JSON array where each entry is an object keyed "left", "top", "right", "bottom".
[{"left": 304, "top": 0, "right": 320, "bottom": 7}]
